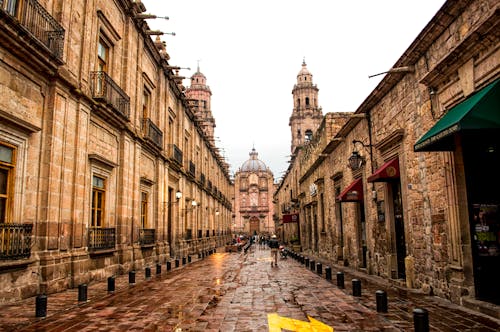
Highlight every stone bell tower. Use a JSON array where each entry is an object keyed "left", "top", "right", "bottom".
[
  {"left": 289, "top": 60, "right": 323, "bottom": 153},
  {"left": 185, "top": 64, "right": 216, "bottom": 141}
]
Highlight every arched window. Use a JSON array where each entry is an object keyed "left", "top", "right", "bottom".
[
  {"left": 305, "top": 130, "right": 313, "bottom": 142},
  {"left": 305, "top": 97, "right": 310, "bottom": 107},
  {"left": 297, "top": 98, "right": 300, "bottom": 107}
]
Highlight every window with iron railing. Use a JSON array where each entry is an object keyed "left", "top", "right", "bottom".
[
  {"left": 207, "top": 180, "right": 212, "bottom": 191},
  {"left": 91, "top": 175, "right": 105, "bottom": 227},
  {"left": 90, "top": 71, "right": 130, "bottom": 120},
  {"left": 200, "top": 173, "right": 206, "bottom": 186},
  {"left": 1, "top": 143, "right": 15, "bottom": 223},
  {"left": 188, "top": 161, "right": 196, "bottom": 177},
  {"left": 0, "top": 223, "right": 33, "bottom": 260},
  {"left": 139, "top": 228, "right": 155, "bottom": 246},
  {"left": 185, "top": 229, "right": 192, "bottom": 240},
  {"left": 1, "top": 0, "right": 65, "bottom": 60},
  {"left": 172, "top": 144, "right": 183, "bottom": 166},
  {"left": 142, "top": 118, "right": 163, "bottom": 150},
  {"left": 88, "top": 227, "right": 115, "bottom": 251}
]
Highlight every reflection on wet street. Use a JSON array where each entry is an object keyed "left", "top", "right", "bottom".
[{"left": 1, "top": 245, "right": 499, "bottom": 331}]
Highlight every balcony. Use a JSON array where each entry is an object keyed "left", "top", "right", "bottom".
[
  {"left": 200, "top": 173, "right": 206, "bottom": 187},
  {"left": 90, "top": 71, "right": 130, "bottom": 121},
  {"left": 167, "top": 144, "right": 182, "bottom": 166},
  {"left": 88, "top": 227, "right": 115, "bottom": 251},
  {"left": 142, "top": 118, "right": 163, "bottom": 150},
  {"left": 188, "top": 160, "right": 196, "bottom": 178},
  {"left": 0, "top": 223, "right": 33, "bottom": 260},
  {"left": 1, "top": 0, "right": 65, "bottom": 60},
  {"left": 139, "top": 228, "right": 155, "bottom": 246}
]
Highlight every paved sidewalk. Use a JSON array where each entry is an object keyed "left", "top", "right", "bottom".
[{"left": 0, "top": 245, "right": 498, "bottom": 331}]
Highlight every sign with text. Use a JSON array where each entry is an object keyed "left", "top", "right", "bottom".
[{"left": 283, "top": 213, "right": 299, "bottom": 223}]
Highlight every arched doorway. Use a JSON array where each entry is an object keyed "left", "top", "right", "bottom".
[{"left": 249, "top": 217, "right": 260, "bottom": 234}]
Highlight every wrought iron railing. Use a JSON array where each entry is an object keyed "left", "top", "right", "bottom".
[
  {"left": 88, "top": 227, "right": 115, "bottom": 251},
  {"left": 200, "top": 173, "right": 206, "bottom": 186},
  {"left": 142, "top": 118, "right": 163, "bottom": 150},
  {"left": 139, "top": 228, "right": 155, "bottom": 245},
  {"left": 188, "top": 160, "right": 196, "bottom": 177},
  {"left": 207, "top": 180, "right": 212, "bottom": 191},
  {"left": 185, "top": 229, "right": 192, "bottom": 240},
  {"left": 172, "top": 144, "right": 183, "bottom": 166},
  {"left": 0, "top": 223, "right": 33, "bottom": 260},
  {"left": 90, "top": 71, "right": 130, "bottom": 119},
  {"left": 1, "top": 0, "right": 65, "bottom": 60}
]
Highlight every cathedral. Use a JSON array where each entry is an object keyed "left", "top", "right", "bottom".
[{"left": 233, "top": 148, "right": 275, "bottom": 235}]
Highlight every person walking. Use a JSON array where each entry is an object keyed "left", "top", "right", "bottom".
[{"left": 269, "top": 234, "right": 279, "bottom": 267}]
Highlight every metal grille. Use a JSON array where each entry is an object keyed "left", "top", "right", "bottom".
[
  {"left": 0, "top": 223, "right": 33, "bottom": 260},
  {"left": 88, "top": 227, "right": 115, "bottom": 251},
  {"left": 90, "top": 71, "right": 130, "bottom": 119}
]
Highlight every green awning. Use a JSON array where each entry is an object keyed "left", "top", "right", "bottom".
[{"left": 414, "top": 78, "right": 500, "bottom": 152}]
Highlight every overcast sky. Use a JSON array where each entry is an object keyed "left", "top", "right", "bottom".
[{"left": 142, "top": 0, "right": 446, "bottom": 180}]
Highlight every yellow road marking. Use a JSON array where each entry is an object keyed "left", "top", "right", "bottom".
[{"left": 268, "top": 313, "right": 333, "bottom": 332}]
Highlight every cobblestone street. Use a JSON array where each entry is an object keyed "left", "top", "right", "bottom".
[{"left": 0, "top": 245, "right": 499, "bottom": 331}]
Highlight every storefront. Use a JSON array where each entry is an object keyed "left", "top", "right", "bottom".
[{"left": 415, "top": 78, "right": 500, "bottom": 304}]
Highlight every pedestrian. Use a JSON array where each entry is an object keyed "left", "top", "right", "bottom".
[{"left": 269, "top": 234, "right": 279, "bottom": 267}]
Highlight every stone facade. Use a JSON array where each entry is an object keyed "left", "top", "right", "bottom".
[
  {"left": 233, "top": 148, "right": 275, "bottom": 236},
  {"left": 0, "top": 0, "right": 232, "bottom": 303},
  {"left": 274, "top": 0, "right": 499, "bottom": 318}
]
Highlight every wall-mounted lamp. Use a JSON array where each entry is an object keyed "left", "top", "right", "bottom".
[
  {"left": 215, "top": 209, "right": 220, "bottom": 216},
  {"left": 145, "top": 30, "right": 176, "bottom": 36},
  {"left": 348, "top": 140, "right": 372, "bottom": 171},
  {"left": 175, "top": 190, "right": 182, "bottom": 200},
  {"left": 428, "top": 87, "right": 437, "bottom": 96}
]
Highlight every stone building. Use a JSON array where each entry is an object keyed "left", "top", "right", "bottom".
[
  {"left": 233, "top": 148, "right": 275, "bottom": 235},
  {"left": 290, "top": 60, "right": 323, "bottom": 153},
  {"left": 0, "top": 0, "right": 232, "bottom": 303},
  {"left": 274, "top": 0, "right": 499, "bottom": 317}
]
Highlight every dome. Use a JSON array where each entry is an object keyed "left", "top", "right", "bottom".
[{"left": 240, "top": 148, "right": 267, "bottom": 172}]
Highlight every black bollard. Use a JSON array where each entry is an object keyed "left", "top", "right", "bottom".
[
  {"left": 156, "top": 263, "right": 162, "bottom": 275},
  {"left": 198, "top": 252, "right": 202, "bottom": 259},
  {"left": 413, "top": 308, "right": 429, "bottom": 332},
  {"left": 202, "top": 252, "right": 205, "bottom": 259},
  {"left": 145, "top": 266, "right": 151, "bottom": 279},
  {"left": 188, "top": 255, "right": 192, "bottom": 263},
  {"left": 166, "top": 261, "right": 171, "bottom": 271},
  {"left": 376, "top": 290, "right": 388, "bottom": 312},
  {"left": 78, "top": 284, "right": 88, "bottom": 302},
  {"left": 107, "top": 276, "right": 115, "bottom": 292},
  {"left": 129, "top": 270, "right": 136, "bottom": 284},
  {"left": 316, "top": 262, "right": 322, "bottom": 275},
  {"left": 175, "top": 259, "right": 179, "bottom": 268},
  {"left": 325, "top": 266, "right": 332, "bottom": 281},
  {"left": 35, "top": 294, "right": 47, "bottom": 317},
  {"left": 352, "top": 279, "right": 361, "bottom": 297},
  {"left": 305, "top": 257, "right": 309, "bottom": 268},
  {"left": 182, "top": 257, "right": 186, "bottom": 265},
  {"left": 337, "top": 272, "right": 345, "bottom": 288},
  {"left": 310, "top": 260, "right": 315, "bottom": 271}
]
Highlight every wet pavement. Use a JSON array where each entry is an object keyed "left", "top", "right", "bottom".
[{"left": 0, "top": 245, "right": 499, "bottom": 331}]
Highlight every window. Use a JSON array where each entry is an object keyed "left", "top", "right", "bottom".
[
  {"left": 305, "top": 130, "right": 313, "bottom": 142},
  {"left": 0, "top": 143, "right": 15, "bottom": 223},
  {"left": 3, "top": 0, "right": 19, "bottom": 16},
  {"left": 142, "top": 88, "right": 151, "bottom": 121},
  {"left": 97, "top": 38, "right": 109, "bottom": 72},
  {"left": 141, "top": 192, "right": 148, "bottom": 229},
  {"left": 91, "top": 175, "right": 105, "bottom": 227},
  {"left": 305, "top": 97, "right": 310, "bottom": 107}
]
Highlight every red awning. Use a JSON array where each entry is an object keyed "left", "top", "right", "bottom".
[
  {"left": 337, "top": 178, "right": 363, "bottom": 202},
  {"left": 283, "top": 213, "right": 299, "bottom": 223},
  {"left": 367, "top": 158, "right": 400, "bottom": 182}
]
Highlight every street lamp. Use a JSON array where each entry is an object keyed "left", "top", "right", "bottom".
[{"left": 348, "top": 140, "right": 371, "bottom": 171}]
